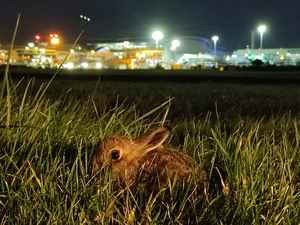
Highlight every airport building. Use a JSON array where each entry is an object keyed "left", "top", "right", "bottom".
[
  {"left": 227, "top": 48, "right": 300, "bottom": 66},
  {"left": 1, "top": 36, "right": 300, "bottom": 69}
]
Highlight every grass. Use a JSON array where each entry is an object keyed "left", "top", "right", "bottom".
[
  {"left": 1, "top": 17, "right": 300, "bottom": 224},
  {"left": 1, "top": 73, "right": 300, "bottom": 224}
]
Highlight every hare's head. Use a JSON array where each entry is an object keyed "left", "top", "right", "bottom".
[{"left": 90, "top": 126, "right": 171, "bottom": 180}]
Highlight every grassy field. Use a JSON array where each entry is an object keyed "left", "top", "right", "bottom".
[{"left": 1, "top": 69, "right": 300, "bottom": 224}]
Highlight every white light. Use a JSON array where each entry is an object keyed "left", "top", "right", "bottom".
[
  {"left": 28, "top": 43, "right": 34, "bottom": 48},
  {"left": 232, "top": 55, "right": 237, "bottom": 58},
  {"left": 172, "top": 40, "right": 180, "bottom": 48},
  {"left": 124, "top": 41, "right": 130, "bottom": 47},
  {"left": 81, "top": 62, "right": 88, "bottom": 68},
  {"left": 212, "top": 36, "right": 219, "bottom": 41},
  {"left": 258, "top": 25, "right": 266, "bottom": 33},
  {"left": 67, "top": 62, "right": 74, "bottom": 69},
  {"left": 40, "top": 49, "right": 46, "bottom": 53},
  {"left": 258, "top": 25, "right": 266, "bottom": 49},
  {"left": 96, "top": 63, "right": 102, "bottom": 68},
  {"left": 152, "top": 31, "right": 163, "bottom": 41}
]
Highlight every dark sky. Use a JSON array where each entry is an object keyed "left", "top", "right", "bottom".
[{"left": 1, "top": 0, "right": 300, "bottom": 51}]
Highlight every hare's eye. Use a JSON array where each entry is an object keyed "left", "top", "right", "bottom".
[{"left": 110, "top": 150, "right": 120, "bottom": 160}]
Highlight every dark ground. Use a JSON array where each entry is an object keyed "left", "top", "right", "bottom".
[{"left": 2, "top": 68, "right": 300, "bottom": 85}]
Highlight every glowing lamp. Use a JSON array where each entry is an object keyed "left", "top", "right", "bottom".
[
  {"left": 152, "top": 31, "right": 163, "bottom": 42},
  {"left": 172, "top": 40, "right": 180, "bottom": 48},
  {"left": 51, "top": 38, "right": 59, "bottom": 44},
  {"left": 258, "top": 25, "right": 266, "bottom": 49}
]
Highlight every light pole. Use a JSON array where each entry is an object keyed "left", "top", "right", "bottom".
[
  {"left": 258, "top": 25, "right": 266, "bottom": 49},
  {"left": 212, "top": 36, "right": 219, "bottom": 61},
  {"left": 152, "top": 31, "right": 163, "bottom": 63},
  {"left": 171, "top": 40, "right": 180, "bottom": 63}
]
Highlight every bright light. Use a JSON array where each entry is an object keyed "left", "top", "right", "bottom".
[
  {"left": 34, "top": 47, "right": 39, "bottom": 51},
  {"left": 28, "top": 43, "right": 34, "bottom": 48},
  {"left": 152, "top": 31, "right": 163, "bottom": 63},
  {"left": 258, "top": 25, "right": 266, "bottom": 33},
  {"left": 91, "top": 50, "right": 95, "bottom": 54},
  {"left": 258, "top": 25, "right": 266, "bottom": 49},
  {"left": 40, "top": 48, "right": 46, "bottom": 53},
  {"left": 81, "top": 62, "right": 88, "bottom": 68},
  {"left": 136, "top": 52, "right": 140, "bottom": 57},
  {"left": 212, "top": 36, "right": 219, "bottom": 42},
  {"left": 67, "top": 62, "right": 74, "bottom": 69},
  {"left": 212, "top": 36, "right": 219, "bottom": 61},
  {"left": 124, "top": 41, "right": 130, "bottom": 47},
  {"left": 172, "top": 40, "right": 180, "bottom": 48},
  {"left": 152, "top": 31, "right": 163, "bottom": 41},
  {"left": 171, "top": 46, "right": 176, "bottom": 51},
  {"left": 25, "top": 46, "right": 30, "bottom": 51},
  {"left": 96, "top": 63, "right": 102, "bottom": 68},
  {"left": 51, "top": 38, "right": 59, "bottom": 44},
  {"left": 35, "top": 35, "right": 41, "bottom": 40}
]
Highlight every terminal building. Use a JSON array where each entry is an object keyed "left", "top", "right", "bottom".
[
  {"left": 1, "top": 36, "right": 300, "bottom": 69},
  {"left": 227, "top": 48, "right": 300, "bottom": 66}
]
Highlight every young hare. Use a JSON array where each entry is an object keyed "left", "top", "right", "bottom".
[{"left": 90, "top": 126, "right": 203, "bottom": 190}]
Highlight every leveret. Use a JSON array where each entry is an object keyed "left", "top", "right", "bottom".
[{"left": 90, "top": 126, "right": 204, "bottom": 190}]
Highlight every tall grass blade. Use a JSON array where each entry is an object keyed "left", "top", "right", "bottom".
[{"left": 1, "top": 13, "right": 20, "bottom": 128}]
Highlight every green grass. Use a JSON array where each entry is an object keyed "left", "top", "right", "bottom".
[
  {"left": 2, "top": 16, "right": 300, "bottom": 223},
  {"left": 1, "top": 73, "right": 300, "bottom": 224}
]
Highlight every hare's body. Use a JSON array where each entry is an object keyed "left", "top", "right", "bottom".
[{"left": 91, "top": 126, "right": 203, "bottom": 189}]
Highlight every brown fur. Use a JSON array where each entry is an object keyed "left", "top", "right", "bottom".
[{"left": 90, "top": 125, "right": 203, "bottom": 190}]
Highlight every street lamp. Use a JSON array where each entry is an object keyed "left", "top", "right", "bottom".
[
  {"left": 212, "top": 36, "right": 219, "bottom": 61},
  {"left": 171, "top": 40, "right": 180, "bottom": 63},
  {"left": 50, "top": 33, "right": 59, "bottom": 45},
  {"left": 152, "top": 31, "right": 163, "bottom": 62},
  {"left": 258, "top": 25, "right": 266, "bottom": 49}
]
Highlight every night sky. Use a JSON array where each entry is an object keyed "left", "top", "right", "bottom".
[{"left": 1, "top": 0, "right": 300, "bottom": 52}]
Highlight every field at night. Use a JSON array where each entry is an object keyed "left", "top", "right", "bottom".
[{"left": 1, "top": 69, "right": 300, "bottom": 224}]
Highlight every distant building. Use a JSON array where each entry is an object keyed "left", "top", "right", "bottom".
[{"left": 228, "top": 48, "right": 300, "bottom": 66}]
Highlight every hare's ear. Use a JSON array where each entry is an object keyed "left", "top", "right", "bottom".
[{"left": 135, "top": 125, "right": 171, "bottom": 153}]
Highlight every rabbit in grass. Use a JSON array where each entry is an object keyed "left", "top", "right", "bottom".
[{"left": 90, "top": 125, "right": 203, "bottom": 190}]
